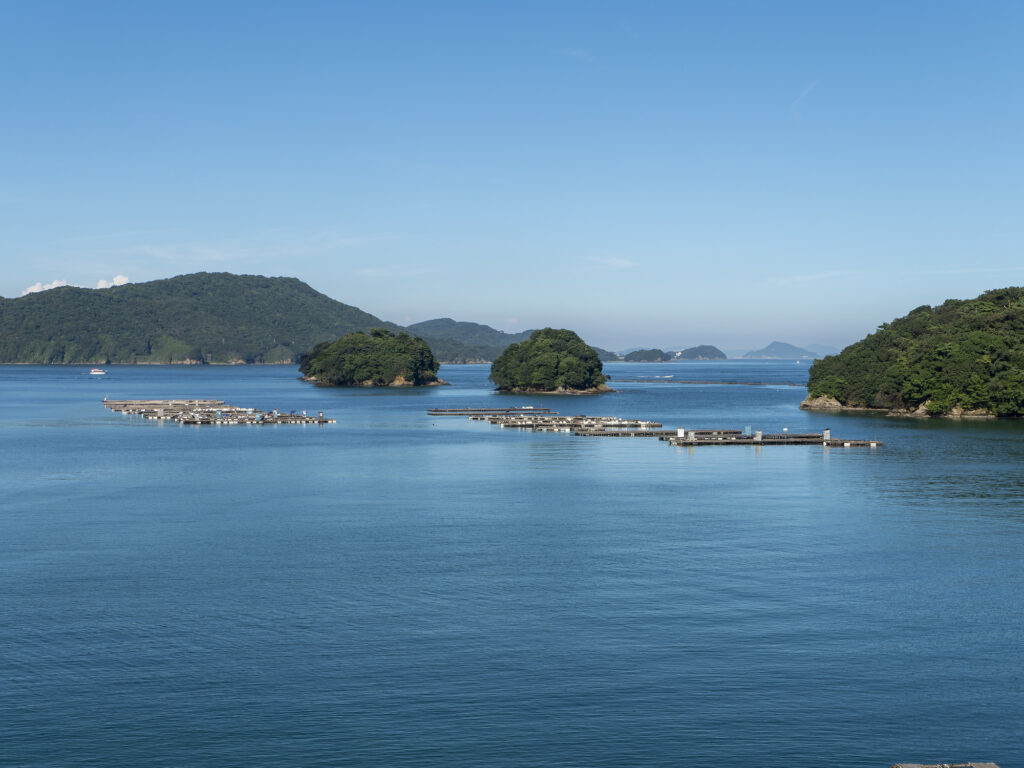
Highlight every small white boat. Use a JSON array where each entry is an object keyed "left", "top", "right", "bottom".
[{"left": 89, "top": 368, "right": 107, "bottom": 375}]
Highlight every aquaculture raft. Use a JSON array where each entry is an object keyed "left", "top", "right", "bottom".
[
  {"left": 103, "top": 399, "right": 334, "bottom": 425},
  {"left": 427, "top": 407, "right": 555, "bottom": 415},
  {"left": 670, "top": 428, "right": 879, "bottom": 447},
  {"left": 430, "top": 408, "right": 880, "bottom": 447}
]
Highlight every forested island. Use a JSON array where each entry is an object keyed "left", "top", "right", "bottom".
[
  {"left": 299, "top": 329, "right": 445, "bottom": 387},
  {"left": 677, "top": 345, "right": 727, "bottom": 360},
  {"left": 804, "top": 287, "right": 1024, "bottom": 416},
  {"left": 744, "top": 341, "right": 818, "bottom": 359},
  {"left": 624, "top": 348, "right": 671, "bottom": 362},
  {"left": 489, "top": 328, "right": 610, "bottom": 393}
]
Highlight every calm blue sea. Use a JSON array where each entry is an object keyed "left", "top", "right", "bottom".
[{"left": 1, "top": 361, "right": 1021, "bottom": 768}]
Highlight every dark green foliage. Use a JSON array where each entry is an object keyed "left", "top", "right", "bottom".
[
  {"left": 298, "top": 329, "right": 440, "bottom": 386},
  {"left": 624, "top": 348, "right": 669, "bottom": 362},
  {"left": 0, "top": 272, "right": 395, "bottom": 364},
  {"left": 678, "top": 345, "right": 727, "bottom": 360},
  {"left": 489, "top": 328, "right": 607, "bottom": 392},
  {"left": 807, "top": 287, "right": 1024, "bottom": 415}
]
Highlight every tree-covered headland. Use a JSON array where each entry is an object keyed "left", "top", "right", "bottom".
[
  {"left": 489, "top": 328, "right": 609, "bottom": 393},
  {"left": 299, "top": 329, "right": 444, "bottom": 387},
  {"left": 0, "top": 272, "right": 393, "bottom": 364},
  {"left": 805, "top": 287, "right": 1024, "bottom": 416}
]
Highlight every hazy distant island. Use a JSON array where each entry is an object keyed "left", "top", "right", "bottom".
[
  {"left": 744, "top": 341, "right": 819, "bottom": 359},
  {"left": 624, "top": 348, "right": 671, "bottom": 362},
  {"left": 803, "top": 287, "right": 1024, "bottom": 417},
  {"left": 490, "top": 328, "right": 610, "bottom": 394},
  {"left": 676, "top": 345, "right": 727, "bottom": 360},
  {"left": 621, "top": 345, "right": 726, "bottom": 362},
  {"left": 299, "top": 329, "right": 446, "bottom": 387}
]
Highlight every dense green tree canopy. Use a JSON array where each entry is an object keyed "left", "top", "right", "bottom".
[
  {"left": 807, "top": 287, "right": 1024, "bottom": 415},
  {"left": 299, "top": 328, "right": 440, "bottom": 386},
  {"left": 624, "top": 348, "right": 669, "bottom": 362},
  {"left": 0, "top": 272, "right": 393, "bottom": 364},
  {"left": 489, "top": 328, "right": 607, "bottom": 392}
]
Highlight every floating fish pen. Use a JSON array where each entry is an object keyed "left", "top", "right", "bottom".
[
  {"left": 669, "top": 427, "right": 879, "bottom": 447},
  {"left": 428, "top": 408, "right": 880, "bottom": 448},
  {"left": 103, "top": 399, "right": 334, "bottom": 425},
  {"left": 891, "top": 763, "right": 999, "bottom": 768},
  {"left": 427, "top": 406, "right": 555, "bottom": 415},
  {"left": 475, "top": 413, "right": 666, "bottom": 435}
]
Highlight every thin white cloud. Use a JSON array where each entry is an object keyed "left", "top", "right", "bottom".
[
  {"left": 933, "top": 266, "right": 1024, "bottom": 276},
  {"left": 21, "top": 279, "right": 71, "bottom": 295},
  {"left": 561, "top": 47, "right": 595, "bottom": 63},
  {"left": 770, "top": 270, "right": 861, "bottom": 286},
  {"left": 356, "top": 266, "right": 434, "bottom": 279},
  {"left": 126, "top": 230, "right": 402, "bottom": 265},
  {"left": 134, "top": 243, "right": 242, "bottom": 263},
  {"left": 96, "top": 274, "right": 130, "bottom": 289},
  {"left": 22, "top": 274, "right": 131, "bottom": 295},
  {"left": 790, "top": 80, "right": 820, "bottom": 121},
  {"left": 773, "top": 266, "right": 1024, "bottom": 287},
  {"left": 587, "top": 256, "right": 637, "bottom": 269}
]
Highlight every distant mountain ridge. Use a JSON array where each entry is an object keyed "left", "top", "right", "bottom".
[
  {"left": 743, "top": 341, "right": 818, "bottom": 359},
  {"left": 407, "top": 318, "right": 620, "bottom": 363},
  {"left": 0, "top": 272, "right": 394, "bottom": 364},
  {"left": 0, "top": 273, "right": 620, "bottom": 365},
  {"left": 405, "top": 318, "right": 533, "bottom": 363}
]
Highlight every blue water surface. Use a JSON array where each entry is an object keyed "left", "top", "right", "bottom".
[{"left": 1, "top": 362, "right": 1021, "bottom": 767}]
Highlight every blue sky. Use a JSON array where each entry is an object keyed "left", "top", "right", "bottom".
[{"left": 2, "top": 1, "right": 1022, "bottom": 351}]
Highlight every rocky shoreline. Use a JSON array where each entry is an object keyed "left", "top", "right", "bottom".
[
  {"left": 499, "top": 383, "right": 615, "bottom": 395},
  {"left": 302, "top": 374, "right": 449, "bottom": 388},
  {"left": 800, "top": 394, "right": 995, "bottom": 418}
]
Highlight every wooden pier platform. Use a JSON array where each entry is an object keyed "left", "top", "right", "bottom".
[
  {"left": 103, "top": 399, "right": 335, "bottom": 425},
  {"left": 669, "top": 431, "right": 880, "bottom": 447}
]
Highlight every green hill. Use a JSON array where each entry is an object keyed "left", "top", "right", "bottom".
[
  {"left": 805, "top": 287, "right": 1024, "bottom": 416},
  {"left": 489, "top": 328, "right": 609, "bottom": 393},
  {"left": 406, "top": 318, "right": 533, "bottom": 363},
  {"left": 0, "top": 272, "right": 392, "bottom": 364},
  {"left": 298, "top": 328, "right": 441, "bottom": 387}
]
